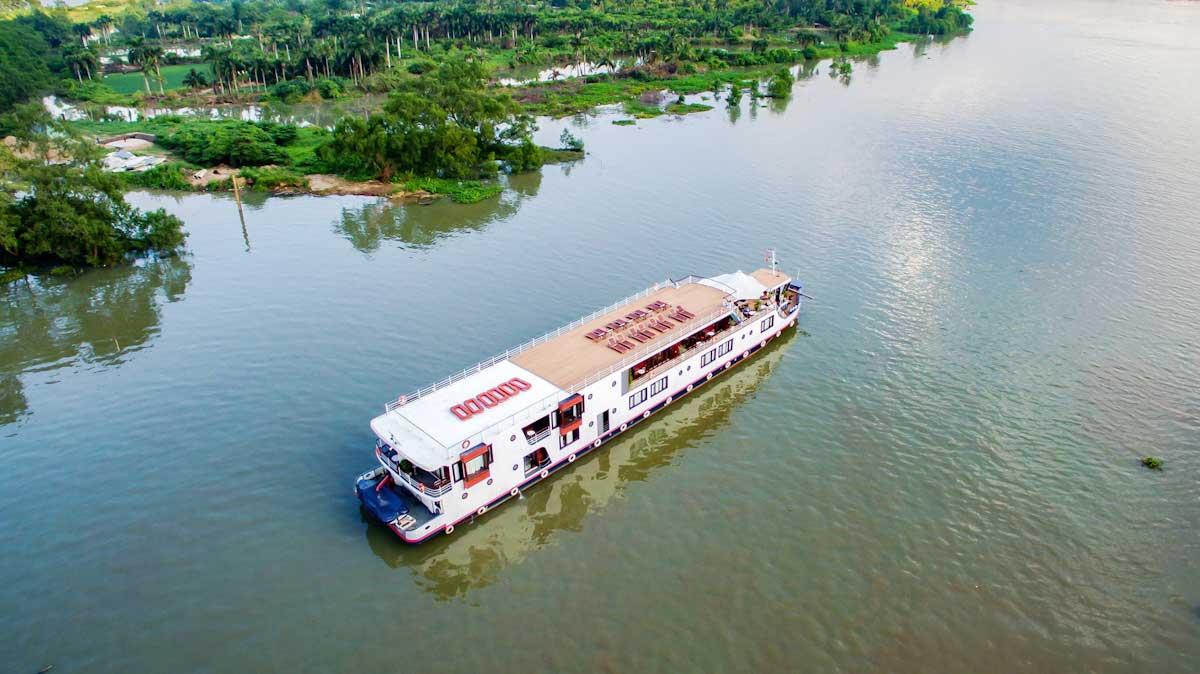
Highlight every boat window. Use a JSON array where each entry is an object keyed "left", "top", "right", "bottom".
[
  {"left": 522, "top": 415, "right": 552, "bottom": 443},
  {"left": 628, "top": 388, "right": 649, "bottom": 409},
  {"left": 459, "top": 444, "right": 493, "bottom": 487},
  {"left": 524, "top": 448, "right": 550, "bottom": 473},
  {"left": 760, "top": 316, "right": 775, "bottom": 332},
  {"left": 560, "top": 427, "right": 580, "bottom": 448},
  {"left": 718, "top": 339, "right": 733, "bottom": 356},
  {"left": 650, "top": 376, "right": 668, "bottom": 396},
  {"left": 701, "top": 347, "right": 717, "bottom": 366}
]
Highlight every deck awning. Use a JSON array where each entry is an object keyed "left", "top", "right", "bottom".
[{"left": 700, "top": 271, "right": 769, "bottom": 301}]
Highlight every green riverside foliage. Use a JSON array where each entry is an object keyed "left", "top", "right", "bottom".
[
  {"left": 0, "top": 110, "right": 186, "bottom": 268},
  {"left": 157, "top": 120, "right": 292, "bottom": 168},
  {"left": 319, "top": 60, "right": 538, "bottom": 181},
  {"left": 1141, "top": 456, "right": 1164, "bottom": 471},
  {"left": 404, "top": 177, "right": 503, "bottom": 204},
  {"left": 0, "top": 12, "right": 69, "bottom": 113},
  {"left": 124, "top": 162, "right": 191, "bottom": 191},
  {"left": 767, "top": 67, "right": 795, "bottom": 98}
]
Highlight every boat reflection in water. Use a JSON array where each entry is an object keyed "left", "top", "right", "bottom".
[{"left": 363, "top": 329, "right": 795, "bottom": 599}]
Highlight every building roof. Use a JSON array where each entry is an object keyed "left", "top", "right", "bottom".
[{"left": 511, "top": 280, "right": 729, "bottom": 388}]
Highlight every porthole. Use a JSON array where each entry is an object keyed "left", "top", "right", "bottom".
[
  {"left": 588, "top": 393, "right": 593, "bottom": 399},
  {"left": 510, "top": 434, "right": 516, "bottom": 442},
  {"left": 588, "top": 421, "right": 594, "bottom": 427},
  {"left": 512, "top": 464, "right": 519, "bottom": 471},
  {"left": 611, "top": 381, "right": 616, "bottom": 387},
  {"left": 678, "top": 370, "right": 683, "bottom": 376},
  {"left": 487, "top": 478, "right": 493, "bottom": 486},
  {"left": 462, "top": 492, "right": 469, "bottom": 500}
]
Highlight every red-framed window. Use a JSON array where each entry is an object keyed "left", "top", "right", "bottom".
[{"left": 459, "top": 443, "right": 493, "bottom": 488}]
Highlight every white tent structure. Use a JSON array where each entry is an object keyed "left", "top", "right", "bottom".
[{"left": 699, "top": 271, "right": 769, "bottom": 301}]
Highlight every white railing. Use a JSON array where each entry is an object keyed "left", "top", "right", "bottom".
[{"left": 384, "top": 278, "right": 679, "bottom": 412}]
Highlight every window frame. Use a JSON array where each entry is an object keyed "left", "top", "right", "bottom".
[
  {"left": 760, "top": 315, "right": 775, "bottom": 332},
  {"left": 650, "top": 376, "right": 668, "bottom": 396},
  {"left": 628, "top": 388, "right": 649, "bottom": 409}
]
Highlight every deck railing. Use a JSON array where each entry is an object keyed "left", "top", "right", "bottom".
[{"left": 384, "top": 278, "right": 679, "bottom": 412}]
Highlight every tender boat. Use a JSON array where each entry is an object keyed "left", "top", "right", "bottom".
[{"left": 356, "top": 262, "right": 804, "bottom": 543}]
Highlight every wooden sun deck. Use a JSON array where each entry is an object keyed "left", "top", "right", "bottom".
[
  {"left": 511, "top": 281, "right": 730, "bottom": 389},
  {"left": 751, "top": 268, "right": 791, "bottom": 290}
]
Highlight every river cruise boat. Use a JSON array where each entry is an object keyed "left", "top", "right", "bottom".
[{"left": 356, "top": 264, "right": 804, "bottom": 543}]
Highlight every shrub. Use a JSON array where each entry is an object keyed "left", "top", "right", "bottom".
[
  {"left": 125, "top": 163, "right": 191, "bottom": 191},
  {"left": 407, "top": 61, "right": 436, "bottom": 75},
  {"left": 315, "top": 78, "right": 345, "bottom": 99}
]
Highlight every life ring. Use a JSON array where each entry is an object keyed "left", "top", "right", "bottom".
[
  {"left": 642, "top": 410, "right": 650, "bottom": 419},
  {"left": 477, "top": 506, "right": 487, "bottom": 516},
  {"left": 450, "top": 404, "right": 471, "bottom": 420},
  {"left": 539, "top": 469, "right": 549, "bottom": 479},
  {"left": 568, "top": 453, "right": 576, "bottom": 463},
  {"left": 593, "top": 439, "right": 602, "bottom": 448},
  {"left": 619, "top": 423, "right": 628, "bottom": 432},
  {"left": 445, "top": 524, "right": 455, "bottom": 535},
  {"left": 461, "top": 439, "right": 470, "bottom": 449},
  {"left": 509, "top": 377, "right": 532, "bottom": 391},
  {"left": 510, "top": 487, "right": 520, "bottom": 497}
]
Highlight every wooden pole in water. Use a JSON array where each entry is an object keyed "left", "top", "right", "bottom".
[{"left": 231, "top": 171, "right": 246, "bottom": 222}]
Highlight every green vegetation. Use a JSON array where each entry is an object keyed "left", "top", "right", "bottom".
[
  {"left": 0, "top": 106, "right": 185, "bottom": 271},
  {"left": 1141, "top": 456, "right": 1164, "bottom": 471},
  {"left": 612, "top": 119, "right": 636, "bottom": 126},
  {"left": 767, "top": 68, "right": 795, "bottom": 98},
  {"left": 404, "top": 177, "right": 502, "bottom": 204},
  {"left": 666, "top": 102, "right": 713, "bottom": 115},
  {"left": 318, "top": 60, "right": 539, "bottom": 181},
  {"left": 124, "top": 162, "right": 192, "bottom": 190},
  {"left": 103, "top": 63, "right": 212, "bottom": 95}
]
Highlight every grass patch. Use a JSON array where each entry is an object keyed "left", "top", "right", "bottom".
[
  {"left": 665, "top": 102, "right": 713, "bottom": 115},
  {"left": 123, "top": 163, "right": 192, "bottom": 191},
  {"left": 103, "top": 64, "right": 212, "bottom": 95},
  {"left": 239, "top": 166, "right": 308, "bottom": 192},
  {"left": 403, "top": 177, "right": 502, "bottom": 204},
  {"left": 540, "top": 147, "right": 585, "bottom": 164}
]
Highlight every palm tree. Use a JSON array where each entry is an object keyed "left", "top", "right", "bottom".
[
  {"left": 126, "top": 37, "right": 154, "bottom": 95},
  {"left": 94, "top": 15, "right": 114, "bottom": 45},
  {"left": 71, "top": 22, "right": 92, "bottom": 47},
  {"left": 182, "top": 68, "right": 209, "bottom": 92}
]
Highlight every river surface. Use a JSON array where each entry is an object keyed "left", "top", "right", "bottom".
[{"left": 4, "top": 1, "right": 1200, "bottom": 671}]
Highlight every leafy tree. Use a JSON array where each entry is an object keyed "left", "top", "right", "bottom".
[{"left": 0, "top": 108, "right": 186, "bottom": 269}]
